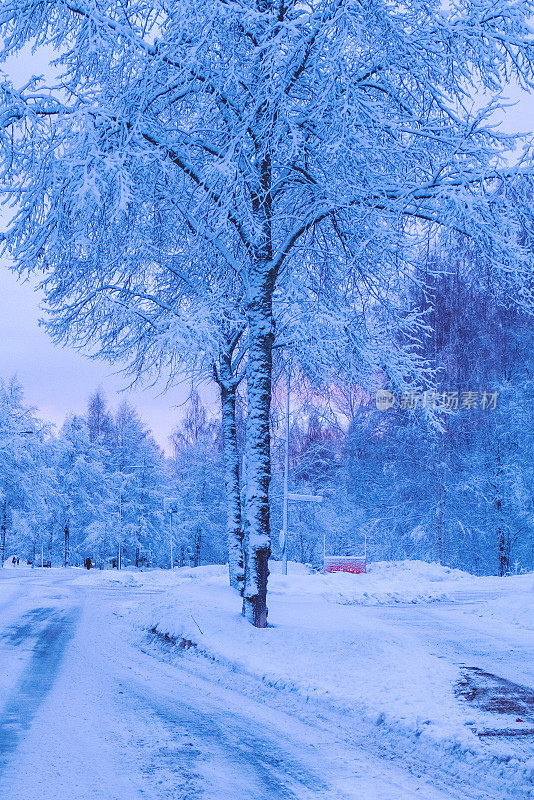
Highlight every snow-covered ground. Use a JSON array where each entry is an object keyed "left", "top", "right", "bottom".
[
  {"left": 0, "top": 561, "right": 532, "bottom": 800},
  {"left": 98, "top": 560, "right": 534, "bottom": 792}
]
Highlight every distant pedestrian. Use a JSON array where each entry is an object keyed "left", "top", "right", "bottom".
[{"left": 84, "top": 557, "right": 92, "bottom": 570}]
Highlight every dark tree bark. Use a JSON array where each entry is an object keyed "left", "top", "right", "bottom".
[
  {"left": 436, "top": 481, "right": 445, "bottom": 565},
  {"left": 194, "top": 525, "right": 201, "bottom": 568},
  {"left": 0, "top": 500, "right": 7, "bottom": 567},
  {"left": 64, "top": 521, "right": 70, "bottom": 567},
  {"left": 497, "top": 499, "right": 510, "bottom": 576}
]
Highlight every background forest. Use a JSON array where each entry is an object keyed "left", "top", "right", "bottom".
[{"left": 2, "top": 253, "right": 532, "bottom": 577}]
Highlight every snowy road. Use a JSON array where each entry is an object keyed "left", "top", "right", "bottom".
[
  {"left": 0, "top": 569, "right": 530, "bottom": 800},
  {"left": 374, "top": 594, "right": 534, "bottom": 689}
]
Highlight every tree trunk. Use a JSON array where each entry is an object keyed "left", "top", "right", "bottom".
[
  {"left": 0, "top": 500, "right": 6, "bottom": 567},
  {"left": 435, "top": 481, "right": 445, "bottom": 565},
  {"left": 242, "top": 290, "right": 274, "bottom": 628},
  {"left": 194, "top": 525, "right": 201, "bottom": 567},
  {"left": 64, "top": 522, "right": 70, "bottom": 567},
  {"left": 493, "top": 446, "right": 509, "bottom": 577},
  {"left": 220, "top": 381, "right": 245, "bottom": 593},
  {"left": 496, "top": 499, "right": 510, "bottom": 576}
]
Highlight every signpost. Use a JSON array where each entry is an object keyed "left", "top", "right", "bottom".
[
  {"left": 280, "top": 364, "right": 323, "bottom": 575},
  {"left": 323, "top": 534, "right": 367, "bottom": 574},
  {"left": 163, "top": 497, "right": 180, "bottom": 570}
]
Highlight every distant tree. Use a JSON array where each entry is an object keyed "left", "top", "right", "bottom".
[
  {"left": 87, "top": 388, "right": 114, "bottom": 445},
  {"left": 0, "top": 379, "right": 51, "bottom": 565},
  {"left": 53, "top": 414, "right": 109, "bottom": 566},
  {"left": 337, "top": 255, "right": 534, "bottom": 574},
  {"left": 109, "top": 401, "right": 166, "bottom": 567},
  {"left": 168, "top": 393, "right": 226, "bottom": 567}
]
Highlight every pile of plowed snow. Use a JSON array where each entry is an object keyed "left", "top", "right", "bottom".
[
  {"left": 120, "top": 559, "right": 532, "bottom": 793},
  {"left": 268, "top": 559, "right": 477, "bottom": 605}
]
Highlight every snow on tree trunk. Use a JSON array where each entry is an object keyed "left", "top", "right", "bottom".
[
  {"left": 242, "top": 288, "right": 274, "bottom": 628},
  {"left": 220, "top": 382, "right": 244, "bottom": 593}
]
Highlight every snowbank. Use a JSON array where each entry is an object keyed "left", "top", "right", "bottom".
[
  {"left": 479, "top": 585, "right": 533, "bottom": 631},
  {"left": 75, "top": 557, "right": 499, "bottom": 602},
  {"left": 72, "top": 566, "right": 184, "bottom": 589},
  {"left": 121, "top": 560, "right": 533, "bottom": 794},
  {"left": 267, "top": 559, "right": 477, "bottom": 605},
  {"left": 75, "top": 559, "right": 533, "bottom": 790}
]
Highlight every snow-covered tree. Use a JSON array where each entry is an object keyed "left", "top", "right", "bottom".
[
  {"left": 0, "top": 378, "right": 51, "bottom": 565},
  {"left": 1, "top": 0, "right": 534, "bottom": 622},
  {"left": 52, "top": 414, "right": 108, "bottom": 566},
  {"left": 87, "top": 388, "right": 114, "bottom": 445},
  {"left": 168, "top": 392, "right": 227, "bottom": 567},
  {"left": 109, "top": 401, "right": 166, "bottom": 567}
]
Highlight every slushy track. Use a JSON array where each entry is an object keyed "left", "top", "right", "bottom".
[
  {"left": 0, "top": 570, "right": 526, "bottom": 800},
  {"left": 0, "top": 606, "right": 79, "bottom": 777}
]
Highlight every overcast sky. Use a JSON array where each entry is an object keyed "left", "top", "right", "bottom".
[
  {"left": 0, "top": 45, "right": 532, "bottom": 449},
  {"left": 0, "top": 269, "right": 217, "bottom": 449}
]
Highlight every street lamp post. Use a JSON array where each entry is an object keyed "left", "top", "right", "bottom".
[
  {"left": 169, "top": 510, "right": 174, "bottom": 570},
  {"left": 281, "top": 366, "right": 290, "bottom": 576},
  {"left": 280, "top": 364, "right": 323, "bottom": 575},
  {"left": 163, "top": 498, "right": 180, "bottom": 570}
]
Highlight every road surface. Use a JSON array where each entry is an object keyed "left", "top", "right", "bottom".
[{"left": 0, "top": 568, "right": 529, "bottom": 800}]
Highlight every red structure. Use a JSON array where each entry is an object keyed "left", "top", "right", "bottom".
[{"left": 324, "top": 556, "right": 367, "bottom": 574}]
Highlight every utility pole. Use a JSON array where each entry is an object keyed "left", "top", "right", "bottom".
[
  {"left": 280, "top": 362, "right": 323, "bottom": 574},
  {"left": 281, "top": 366, "right": 290, "bottom": 575},
  {"left": 169, "top": 510, "right": 174, "bottom": 570},
  {"left": 117, "top": 491, "right": 122, "bottom": 570},
  {"left": 164, "top": 498, "right": 180, "bottom": 570}
]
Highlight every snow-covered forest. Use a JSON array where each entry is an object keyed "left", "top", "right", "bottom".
[
  {"left": 1, "top": 286, "right": 532, "bottom": 577},
  {"left": 0, "top": 0, "right": 533, "bottom": 629},
  {"left": 0, "top": 1, "right": 533, "bottom": 797}
]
